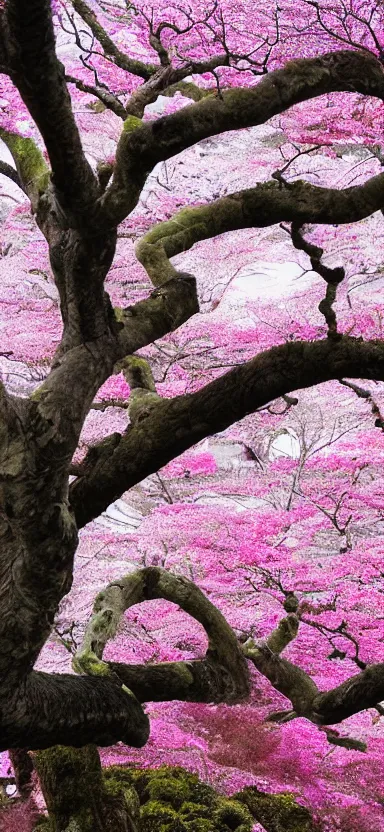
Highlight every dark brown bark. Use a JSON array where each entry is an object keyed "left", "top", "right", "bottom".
[
  {"left": 1, "top": 4, "right": 384, "bottom": 829},
  {"left": 33, "top": 745, "right": 140, "bottom": 832},
  {"left": 3, "top": 0, "right": 99, "bottom": 223},
  {"left": 103, "top": 50, "right": 384, "bottom": 224},
  {"left": 0, "top": 672, "right": 149, "bottom": 752},
  {"left": 70, "top": 336, "right": 384, "bottom": 528},
  {"left": 313, "top": 663, "right": 384, "bottom": 724}
]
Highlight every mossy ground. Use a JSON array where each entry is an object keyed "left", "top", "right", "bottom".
[
  {"left": 103, "top": 764, "right": 254, "bottom": 832},
  {"left": 30, "top": 762, "right": 318, "bottom": 832}
]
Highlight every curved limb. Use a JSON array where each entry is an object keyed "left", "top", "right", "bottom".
[
  {"left": 69, "top": 337, "right": 384, "bottom": 528},
  {"left": 102, "top": 49, "right": 384, "bottom": 224},
  {"left": 135, "top": 173, "right": 384, "bottom": 285},
  {"left": 74, "top": 566, "right": 250, "bottom": 704}
]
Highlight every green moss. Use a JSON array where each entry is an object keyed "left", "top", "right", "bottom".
[
  {"left": 180, "top": 801, "right": 211, "bottom": 819},
  {"left": 103, "top": 774, "right": 140, "bottom": 825},
  {"left": 0, "top": 129, "right": 49, "bottom": 203},
  {"left": 162, "top": 81, "right": 214, "bottom": 101},
  {"left": 113, "top": 306, "right": 126, "bottom": 323},
  {"left": 214, "top": 798, "right": 253, "bottom": 830},
  {"left": 146, "top": 776, "right": 191, "bottom": 808},
  {"left": 72, "top": 650, "right": 110, "bottom": 676},
  {"left": 140, "top": 800, "right": 186, "bottom": 831},
  {"left": 103, "top": 766, "right": 252, "bottom": 831},
  {"left": 30, "top": 387, "right": 45, "bottom": 402},
  {"left": 184, "top": 820, "right": 214, "bottom": 832},
  {"left": 33, "top": 745, "right": 103, "bottom": 830},
  {"left": 235, "top": 786, "right": 319, "bottom": 832},
  {"left": 123, "top": 115, "right": 143, "bottom": 133},
  {"left": 102, "top": 765, "right": 316, "bottom": 832},
  {"left": 88, "top": 100, "right": 107, "bottom": 113}
]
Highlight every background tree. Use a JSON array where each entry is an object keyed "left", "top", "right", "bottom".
[{"left": 0, "top": 0, "right": 384, "bottom": 830}]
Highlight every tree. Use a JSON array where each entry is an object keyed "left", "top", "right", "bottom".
[{"left": 0, "top": 0, "right": 384, "bottom": 830}]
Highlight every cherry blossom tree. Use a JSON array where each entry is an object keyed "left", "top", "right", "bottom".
[{"left": 0, "top": 0, "right": 384, "bottom": 830}]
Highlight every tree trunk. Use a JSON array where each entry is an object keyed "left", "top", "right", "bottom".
[{"left": 33, "top": 745, "right": 140, "bottom": 832}]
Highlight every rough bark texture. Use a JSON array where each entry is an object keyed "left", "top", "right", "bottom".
[
  {"left": 0, "top": 2, "right": 384, "bottom": 830},
  {"left": 135, "top": 174, "right": 384, "bottom": 285},
  {"left": 74, "top": 567, "right": 250, "bottom": 704},
  {"left": 33, "top": 745, "right": 140, "bottom": 832},
  {"left": 69, "top": 337, "right": 384, "bottom": 528}
]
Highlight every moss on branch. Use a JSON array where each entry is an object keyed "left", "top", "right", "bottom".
[
  {"left": 74, "top": 567, "right": 250, "bottom": 705},
  {"left": 135, "top": 174, "right": 384, "bottom": 283},
  {"left": 103, "top": 49, "right": 384, "bottom": 225},
  {"left": 70, "top": 337, "right": 384, "bottom": 528},
  {"left": 0, "top": 129, "right": 49, "bottom": 210}
]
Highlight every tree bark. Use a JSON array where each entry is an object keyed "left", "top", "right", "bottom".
[{"left": 33, "top": 745, "right": 140, "bottom": 832}]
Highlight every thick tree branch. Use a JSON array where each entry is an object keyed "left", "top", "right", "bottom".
[
  {"left": 29, "top": 274, "right": 198, "bottom": 459},
  {"left": 313, "top": 664, "right": 384, "bottom": 724},
  {"left": 3, "top": 0, "right": 99, "bottom": 221},
  {"left": 72, "top": 568, "right": 384, "bottom": 734},
  {"left": 101, "top": 49, "right": 384, "bottom": 224},
  {"left": 116, "top": 273, "right": 198, "bottom": 350},
  {"left": 30, "top": 335, "right": 119, "bottom": 454},
  {"left": 0, "top": 671, "right": 149, "bottom": 751},
  {"left": 33, "top": 744, "right": 140, "bottom": 832},
  {"left": 135, "top": 174, "right": 384, "bottom": 285},
  {"left": 74, "top": 566, "right": 250, "bottom": 704},
  {"left": 245, "top": 626, "right": 384, "bottom": 728},
  {"left": 69, "top": 337, "right": 384, "bottom": 528}
]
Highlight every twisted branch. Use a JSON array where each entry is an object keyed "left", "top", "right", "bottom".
[{"left": 74, "top": 567, "right": 250, "bottom": 704}]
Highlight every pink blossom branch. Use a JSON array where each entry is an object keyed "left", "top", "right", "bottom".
[
  {"left": 102, "top": 49, "right": 384, "bottom": 224},
  {"left": 69, "top": 336, "right": 384, "bottom": 528},
  {"left": 69, "top": 0, "right": 156, "bottom": 79},
  {"left": 340, "top": 378, "right": 384, "bottom": 430},
  {"left": 135, "top": 172, "right": 384, "bottom": 286}
]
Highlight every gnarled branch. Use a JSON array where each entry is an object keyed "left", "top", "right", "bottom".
[
  {"left": 65, "top": 73, "right": 127, "bottom": 120},
  {"left": 101, "top": 49, "right": 384, "bottom": 224},
  {"left": 135, "top": 173, "right": 384, "bottom": 285},
  {"left": 69, "top": 0, "right": 156, "bottom": 79},
  {"left": 74, "top": 566, "right": 250, "bottom": 704},
  {"left": 30, "top": 274, "right": 198, "bottom": 460},
  {"left": 4, "top": 0, "right": 98, "bottom": 221},
  {"left": 69, "top": 337, "right": 384, "bottom": 528}
]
